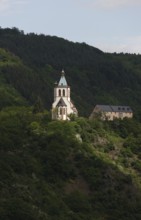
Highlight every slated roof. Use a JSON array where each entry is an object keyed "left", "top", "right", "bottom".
[
  {"left": 56, "top": 98, "right": 67, "bottom": 107},
  {"left": 58, "top": 70, "right": 68, "bottom": 86},
  {"left": 95, "top": 105, "right": 133, "bottom": 113}
]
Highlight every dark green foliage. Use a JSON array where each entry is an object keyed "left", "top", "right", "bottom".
[
  {"left": 1, "top": 27, "right": 141, "bottom": 219},
  {"left": 32, "top": 96, "right": 44, "bottom": 114},
  {"left": 1, "top": 107, "right": 141, "bottom": 219},
  {"left": 0, "top": 198, "right": 43, "bottom": 220},
  {"left": 1, "top": 28, "right": 141, "bottom": 115}
]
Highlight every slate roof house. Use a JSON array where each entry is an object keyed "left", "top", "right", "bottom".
[{"left": 89, "top": 105, "right": 133, "bottom": 121}]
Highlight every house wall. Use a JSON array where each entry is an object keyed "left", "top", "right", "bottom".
[{"left": 102, "top": 111, "right": 133, "bottom": 120}]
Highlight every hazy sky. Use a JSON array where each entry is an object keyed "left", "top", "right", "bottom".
[{"left": 0, "top": 0, "right": 141, "bottom": 54}]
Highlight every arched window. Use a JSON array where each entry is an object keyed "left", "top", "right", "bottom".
[
  {"left": 63, "top": 89, "right": 65, "bottom": 96},
  {"left": 60, "top": 107, "right": 62, "bottom": 115},
  {"left": 58, "top": 89, "right": 61, "bottom": 96}
]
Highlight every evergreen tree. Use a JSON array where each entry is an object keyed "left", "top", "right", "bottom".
[{"left": 32, "top": 96, "right": 44, "bottom": 114}]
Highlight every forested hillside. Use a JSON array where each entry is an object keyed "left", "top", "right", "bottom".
[
  {"left": 1, "top": 107, "right": 141, "bottom": 219},
  {"left": 1, "top": 27, "right": 141, "bottom": 219},
  {"left": 0, "top": 27, "right": 141, "bottom": 116}
]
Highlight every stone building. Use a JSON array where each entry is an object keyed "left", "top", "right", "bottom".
[{"left": 90, "top": 105, "right": 133, "bottom": 121}]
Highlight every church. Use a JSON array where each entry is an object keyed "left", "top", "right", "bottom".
[{"left": 51, "top": 70, "right": 78, "bottom": 120}]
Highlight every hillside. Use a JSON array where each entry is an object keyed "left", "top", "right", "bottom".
[
  {"left": 1, "top": 27, "right": 141, "bottom": 219},
  {"left": 1, "top": 107, "right": 141, "bottom": 219},
  {"left": 0, "top": 27, "right": 141, "bottom": 116}
]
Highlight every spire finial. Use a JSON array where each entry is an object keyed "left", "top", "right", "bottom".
[{"left": 61, "top": 69, "right": 65, "bottom": 76}]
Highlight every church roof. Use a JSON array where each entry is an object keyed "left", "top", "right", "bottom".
[
  {"left": 58, "top": 70, "right": 68, "bottom": 86},
  {"left": 56, "top": 98, "right": 67, "bottom": 107}
]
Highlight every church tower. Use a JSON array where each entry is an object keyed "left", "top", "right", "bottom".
[{"left": 52, "top": 70, "right": 78, "bottom": 120}]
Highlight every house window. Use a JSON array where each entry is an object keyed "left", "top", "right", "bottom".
[
  {"left": 59, "top": 89, "right": 61, "bottom": 96},
  {"left": 63, "top": 89, "right": 65, "bottom": 96}
]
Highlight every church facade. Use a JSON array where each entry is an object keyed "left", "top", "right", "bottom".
[{"left": 52, "top": 70, "right": 78, "bottom": 120}]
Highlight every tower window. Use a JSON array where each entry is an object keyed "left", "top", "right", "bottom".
[
  {"left": 59, "top": 89, "right": 61, "bottom": 96},
  {"left": 63, "top": 89, "right": 65, "bottom": 96}
]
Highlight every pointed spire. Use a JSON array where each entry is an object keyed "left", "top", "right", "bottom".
[{"left": 58, "top": 70, "right": 68, "bottom": 86}]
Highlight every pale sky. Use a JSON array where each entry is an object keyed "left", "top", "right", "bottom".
[{"left": 0, "top": 0, "right": 141, "bottom": 54}]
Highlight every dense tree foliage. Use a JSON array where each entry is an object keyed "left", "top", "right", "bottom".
[
  {"left": 0, "top": 27, "right": 141, "bottom": 116},
  {"left": 1, "top": 27, "right": 141, "bottom": 219},
  {"left": 0, "top": 107, "right": 141, "bottom": 219}
]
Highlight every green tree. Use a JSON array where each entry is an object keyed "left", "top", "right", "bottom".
[{"left": 32, "top": 96, "right": 44, "bottom": 114}]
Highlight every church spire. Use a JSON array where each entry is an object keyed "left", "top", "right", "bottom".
[
  {"left": 52, "top": 70, "right": 78, "bottom": 120},
  {"left": 58, "top": 70, "right": 68, "bottom": 86}
]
